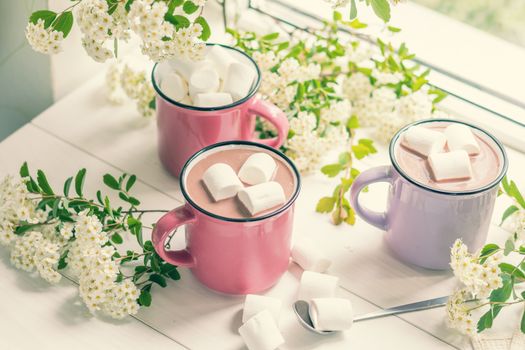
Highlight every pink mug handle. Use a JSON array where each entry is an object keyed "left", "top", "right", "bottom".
[
  {"left": 152, "top": 205, "right": 196, "bottom": 267},
  {"left": 248, "top": 97, "right": 289, "bottom": 148}
]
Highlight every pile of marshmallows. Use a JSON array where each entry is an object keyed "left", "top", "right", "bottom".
[
  {"left": 402, "top": 123, "right": 481, "bottom": 181},
  {"left": 202, "top": 153, "right": 285, "bottom": 216},
  {"left": 238, "top": 238, "right": 353, "bottom": 350},
  {"left": 160, "top": 45, "right": 257, "bottom": 108}
]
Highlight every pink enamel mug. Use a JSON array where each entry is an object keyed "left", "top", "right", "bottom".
[
  {"left": 152, "top": 44, "right": 290, "bottom": 177},
  {"left": 152, "top": 141, "right": 301, "bottom": 294}
]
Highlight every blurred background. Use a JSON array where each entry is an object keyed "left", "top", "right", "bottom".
[{"left": 1, "top": 0, "right": 524, "bottom": 141}]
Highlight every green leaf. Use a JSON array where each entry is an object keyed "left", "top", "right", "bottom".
[
  {"left": 63, "top": 176, "right": 73, "bottom": 196},
  {"left": 508, "top": 180, "right": 525, "bottom": 209},
  {"left": 348, "top": 19, "right": 367, "bottom": 29},
  {"left": 358, "top": 138, "right": 377, "bottom": 153},
  {"left": 480, "top": 243, "right": 500, "bottom": 258},
  {"left": 333, "top": 11, "right": 342, "bottom": 21},
  {"left": 194, "top": 16, "right": 211, "bottom": 41},
  {"left": 103, "top": 174, "right": 120, "bottom": 190},
  {"left": 316, "top": 197, "right": 336, "bottom": 213},
  {"left": 58, "top": 250, "right": 69, "bottom": 270},
  {"left": 128, "top": 216, "right": 144, "bottom": 247},
  {"left": 125, "top": 0, "right": 135, "bottom": 12},
  {"left": 125, "top": 175, "right": 137, "bottom": 192},
  {"left": 138, "top": 289, "right": 152, "bottom": 306},
  {"left": 15, "top": 223, "right": 39, "bottom": 235},
  {"left": 29, "top": 10, "right": 57, "bottom": 28},
  {"left": 489, "top": 276, "right": 513, "bottom": 302},
  {"left": 387, "top": 25, "right": 401, "bottom": 32},
  {"left": 75, "top": 168, "right": 86, "bottom": 197},
  {"left": 262, "top": 32, "right": 279, "bottom": 41},
  {"left": 504, "top": 238, "right": 515, "bottom": 256},
  {"left": 107, "top": 0, "right": 119, "bottom": 15},
  {"left": 52, "top": 11, "right": 74, "bottom": 38},
  {"left": 370, "top": 0, "right": 391, "bottom": 22},
  {"left": 501, "top": 176, "right": 510, "bottom": 194},
  {"left": 111, "top": 232, "right": 124, "bottom": 244},
  {"left": 347, "top": 115, "right": 359, "bottom": 129},
  {"left": 352, "top": 144, "right": 369, "bottom": 160},
  {"left": 321, "top": 163, "right": 342, "bottom": 177},
  {"left": 501, "top": 205, "right": 519, "bottom": 225},
  {"left": 349, "top": 0, "right": 357, "bottom": 19},
  {"left": 135, "top": 265, "right": 148, "bottom": 274},
  {"left": 167, "top": 268, "right": 181, "bottom": 280},
  {"left": 165, "top": 14, "right": 190, "bottom": 29},
  {"left": 52, "top": 198, "right": 60, "bottom": 217},
  {"left": 344, "top": 207, "right": 356, "bottom": 225},
  {"left": 339, "top": 152, "right": 351, "bottom": 166},
  {"left": 182, "top": 1, "right": 199, "bottom": 14},
  {"left": 499, "top": 262, "right": 525, "bottom": 280},
  {"left": 149, "top": 274, "right": 167, "bottom": 287},
  {"left": 477, "top": 305, "right": 502, "bottom": 332},
  {"left": 144, "top": 240, "right": 154, "bottom": 252},
  {"left": 37, "top": 170, "right": 54, "bottom": 195},
  {"left": 20, "top": 162, "right": 30, "bottom": 178},
  {"left": 521, "top": 307, "right": 525, "bottom": 333},
  {"left": 127, "top": 196, "right": 141, "bottom": 206}
]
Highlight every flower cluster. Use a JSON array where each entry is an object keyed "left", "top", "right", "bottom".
[
  {"left": 25, "top": 19, "right": 64, "bottom": 55},
  {"left": 450, "top": 239, "right": 503, "bottom": 299},
  {"left": 27, "top": 0, "right": 210, "bottom": 63},
  {"left": 0, "top": 164, "right": 180, "bottom": 319},
  {"left": 446, "top": 288, "right": 477, "bottom": 336}
]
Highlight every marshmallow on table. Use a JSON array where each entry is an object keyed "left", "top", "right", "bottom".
[
  {"left": 242, "top": 294, "right": 282, "bottom": 323},
  {"left": 160, "top": 72, "right": 188, "bottom": 102},
  {"left": 238, "top": 153, "right": 277, "bottom": 185},
  {"left": 291, "top": 237, "right": 331, "bottom": 273},
  {"left": 428, "top": 150, "right": 472, "bottom": 181},
  {"left": 444, "top": 123, "right": 480, "bottom": 155},
  {"left": 169, "top": 58, "right": 212, "bottom": 80},
  {"left": 223, "top": 62, "right": 257, "bottom": 101},
  {"left": 298, "top": 271, "right": 339, "bottom": 301},
  {"left": 401, "top": 126, "right": 447, "bottom": 157},
  {"left": 207, "top": 45, "right": 237, "bottom": 79},
  {"left": 238, "top": 310, "right": 285, "bottom": 350},
  {"left": 202, "top": 163, "right": 243, "bottom": 201},
  {"left": 309, "top": 298, "right": 354, "bottom": 332},
  {"left": 193, "top": 92, "right": 233, "bottom": 108},
  {"left": 188, "top": 67, "right": 220, "bottom": 98},
  {"left": 237, "top": 181, "right": 285, "bottom": 216}
]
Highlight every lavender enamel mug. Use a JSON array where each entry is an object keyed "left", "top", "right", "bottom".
[{"left": 349, "top": 119, "right": 508, "bottom": 269}]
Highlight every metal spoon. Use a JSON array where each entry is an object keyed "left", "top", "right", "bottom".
[{"left": 293, "top": 296, "right": 449, "bottom": 335}]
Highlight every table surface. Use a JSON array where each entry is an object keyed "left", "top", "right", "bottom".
[{"left": 1, "top": 72, "right": 524, "bottom": 350}]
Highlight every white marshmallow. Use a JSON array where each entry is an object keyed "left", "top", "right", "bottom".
[
  {"left": 238, "top": 153, "right": 277, "bottom": 185},
  {"left": 202, "top": 163, "right": 243, "bottom": 201},
  {"left": 188, "top": 67, "right": 220, "bottom": 98},
  {"left": 207, "top": 45, "right": 237, "bottom": 79},
  {"left": 160, "top": 72, "right": 188, "bottom": 102},
  {"left": 291, "top": 238, "right": 331, "bottom": 273},
  {"left": 223, "top": 62, "right": 257, "bottom": 101},
  {"left": 444, "top": 123, "right": 480, "bottom": 155},
  {"left": 309, "top": 298, "right": 354, "bottom": 332},
  {"left": 193, "top": 92, "right": 233, "bottom": 108},
  {"left": 242, "top": 294, "right": 282, "bottom": 323},
  {"left": 169, "top": 58, "right": 212, "bottom": 80},
  {"left": 237, "top": 181, "right": 285, "bottom": 216},
  {"left": 428, "top": 150, "right": 473, "bottom": 181},
  {"left": 401, "top": 126, "right": 446, "bottom": 157},
  {"left": 238, "top": 310, "right": 285, "bottom": 350},
  {"left": 298, "top": 271, "right": 339, "bottom": 301}
]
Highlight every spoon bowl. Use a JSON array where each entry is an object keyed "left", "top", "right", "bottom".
[{"left": 293, "top": 300, "right": 335, "bottom": 335}]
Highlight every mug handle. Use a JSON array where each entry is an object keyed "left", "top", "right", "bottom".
[
  {"left": 349, "top": 165, "right": 393, "bottom": 231},
  {"left": 248, "top": 97, "right": 289, "bottom": 148},
  {"left": 152, "top": 205, "right": 196, "bottom": 267}
]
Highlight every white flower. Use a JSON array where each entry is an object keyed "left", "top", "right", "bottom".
[
  {"left": 503, "top": 207, "right": 525, "bottom": 243},
  {"left": 253, "top": 51, "right": 277, "bottom": 71},
  {"left": 105, "top": 63, "right": 125, "bottom": 104},
  {"left": 290, "top": 112, "right": 317, "bottom": 135},
  {"left": 446, "top": 288, "right": 476, "bottom": 336},
  {"left": 25, "top": 19, "right": 64, "bottom": 54},
  {"left": 373, "top": 70, "right": 404, "bottom": 85},
  {"left": 324, "top": 0, "right": 349, "bottom": 8},
  {"left": 396, "top": 90, "right": 433, "bottom": 122},
  {"left": 352, "top": 86, "right": 397, "bottom": 128},
  {"left": 343, "top": 73, "right": 373, "bottom": 101},
  {"left": 450, "top": 239, "right": 503, "bottom": 299},
  {"left": 10, "top": 231, "right": 43, "bottom": 272},
  {"left": 373, "top": 114, "right": 404, "bottom": 144},
  {"left": 82, "top": 37, "right": 113, "bottom": 63},
  {"left": 321, "top": 100, "right": 352, "bottom": 123},
  {"left": 34, "top": 240, "right": 61, "bottom": 283}
]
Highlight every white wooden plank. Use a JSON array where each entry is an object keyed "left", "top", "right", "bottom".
[{"left": 0, "top": 124, "right": 456, "bottom": 349}]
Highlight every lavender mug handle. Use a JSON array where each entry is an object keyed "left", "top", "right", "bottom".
[
  {"left": 152, "top": 205, "right": 196, "bottom": 267},
  {"left": 349, "top": 165, "right": 393, "bottom": 231},
  {"left": 248, "top": 97, "right": 289, "bottom": 148}
]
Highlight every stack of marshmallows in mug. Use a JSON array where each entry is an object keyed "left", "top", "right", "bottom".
[
  {"left": 159, "top": 45, "right": 257, "bottom": 107},
  {"left": 402, "top": 123, "right": 481, "bottom": 181},
  {"left": 202, "top": 152, "right": 286, "bottom": 216}
]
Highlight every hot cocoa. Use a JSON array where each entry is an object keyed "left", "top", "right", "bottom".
[
  {"left": 184, "top": 145, "right": 296, "bottom": 218},
  {"left": 394, "top": 120, "right": 504, "bottom": 192}
]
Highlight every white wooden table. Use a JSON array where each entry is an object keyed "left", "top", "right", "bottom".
[{"left": 1, "top": 72, "right": 524, "bottom": 350}]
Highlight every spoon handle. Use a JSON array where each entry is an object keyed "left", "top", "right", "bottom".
[{"left": 353, "top": 296, "right": 449, "bottom": 322}]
